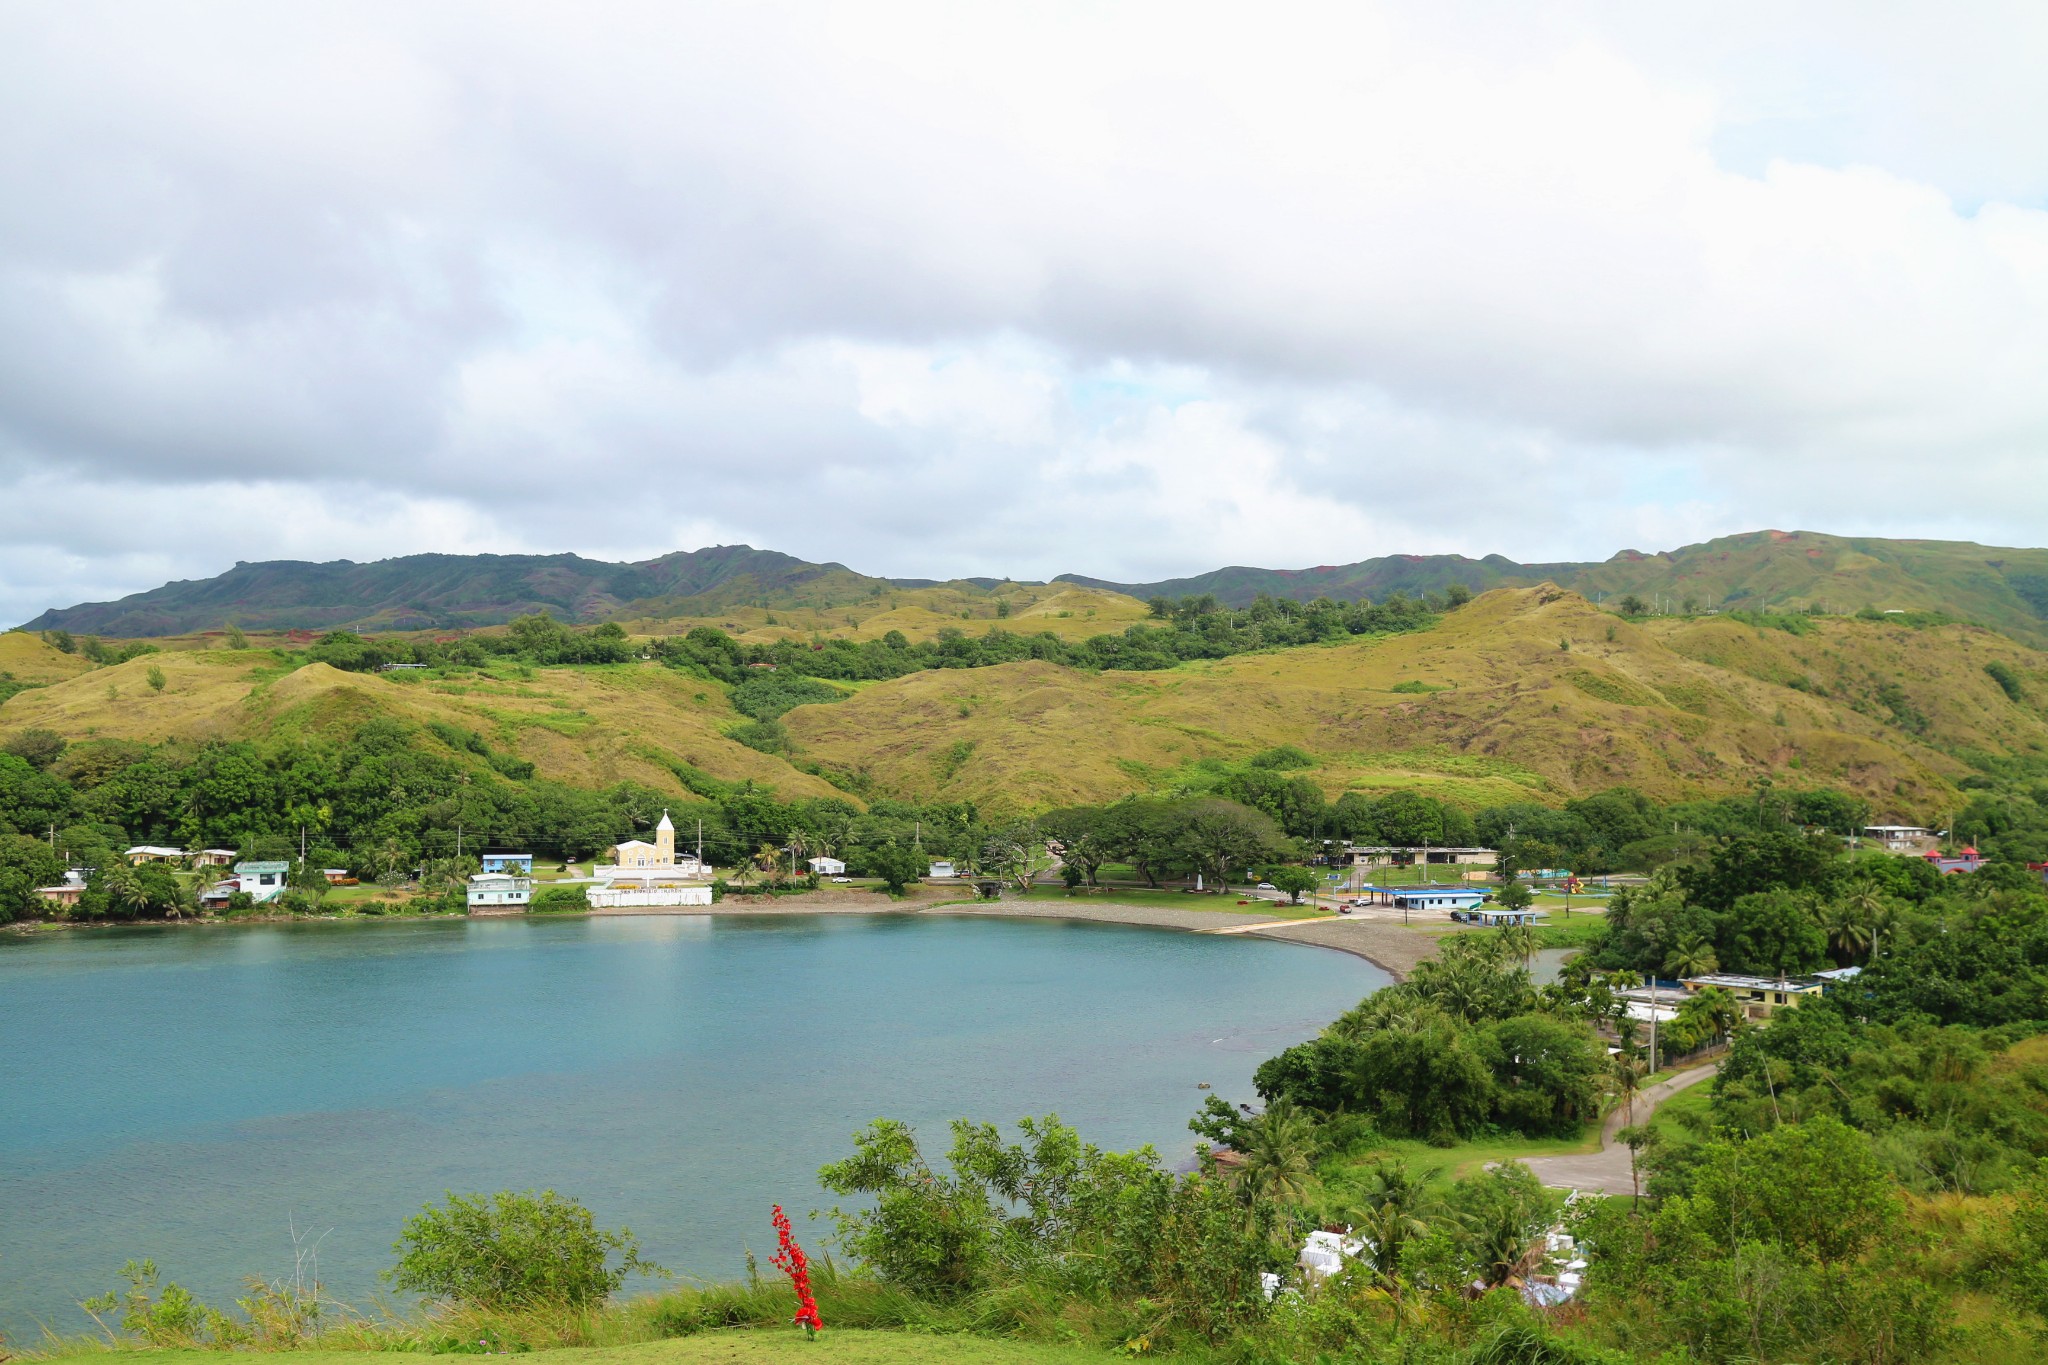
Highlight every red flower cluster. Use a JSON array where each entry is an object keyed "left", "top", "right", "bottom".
[{"left": 771, "top": 1204, "right": 822, "bottom": 1337}]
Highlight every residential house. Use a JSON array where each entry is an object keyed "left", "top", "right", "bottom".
[
  {"left": 231, "top": 861, "right": 290, "bottom": 903},
  {"left": 928, "top": 860, "right": 956, "bottom": 879},
  {"left": 1677, "top": 972, "right": 1825, "bottom": 1020},
  {"left": 480, "top": 852, "right": 535, "bottom": 875},
  {"left": 1863, "top": 824, "right": 1933, "bottom": 851},
  {"left": 190, "top": 849, "right": 238, "bottom": 868},
  {"left": 125, "top": 845, "right": 186, "bottom": 866},
  {"left": 35, "top": 868, "right": 88, "bottom": 909},
  {"left": 467, "top": 872, "right": 533, "bottom": 912},
  {"left": 807, "top": 856, "right": 847, "bottom": 876}
]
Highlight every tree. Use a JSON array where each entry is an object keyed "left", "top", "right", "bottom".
[
  {"left": 224, "top": 624, "right": 248, "bottom": 650},
  {"left": 868, "top": 842, "right": 924, "bottom": 896},
  {"left": 1268, "top": 865, "right": 1321, "bottom": 904},
  {"left": 146, "top": 665, "right": 167, "bottom": 694},
  {"left": 1235, "top": 1098, "right": 1317, "bottom": 1209},
  {"left": 1173, "top": 799, "right": 1284, "bottom": 891},
  {"left": 1496, "top": 879, "right": 1534, "bottom": 912},
  {"left": 1664, "top": 933, "right": 1718, "bottom": 978},
  {"left": 1818, "top": 898, "right": 1874, "bottom": 965},
  {"left": 2, "top": 728, "right": 66, "bottom": 770},
  {"left": 386, "top": 1190, "right": 658, "bottom": 1307},
  {"left": 1617, "top": 595, "right": 1647, "bottom": 616}
]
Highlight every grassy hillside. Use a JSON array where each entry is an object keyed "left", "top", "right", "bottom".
[
  {"left": 0, "top": 651, "right": 845, "bottom": 803},
  {"left": 1074, "top": 530, "right": 2048, "bottom": 645},
  {"left": 782, "top": 586, "right": 2007, "bottom": 816},
  {"left": 0, "top": 631, "right": 97, "bottom": 684},
  {"left": 11, "top": 586, "right": 2043, "bottom": 821},
  {"left": 618, "top": 582, "right": 1149, "bottom": 647}
]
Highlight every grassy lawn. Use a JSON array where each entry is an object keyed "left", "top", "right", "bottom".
[
  {"left": 1322, "top": 1125, "right": 1604, "bottom": 1193},
  {"left": 942, "top": 885, "right": 1331, "bottom": 918},
  {"left": 29, "top": 1332, "right": 1108, "bottom": 1365}
]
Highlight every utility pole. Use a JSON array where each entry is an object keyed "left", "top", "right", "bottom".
[
  {"left": 300, "top": 826, "right": 307, "bottom": 868},
  {"left": 697, "top": 819, "right": 704, "bottom": 865},
  {"left": 456, "top": 824, "right": 463, "bottom": 862}
]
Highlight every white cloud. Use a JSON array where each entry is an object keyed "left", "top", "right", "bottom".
[{"left": 2, "top": 0, "right": 2047, "bottom": 623}]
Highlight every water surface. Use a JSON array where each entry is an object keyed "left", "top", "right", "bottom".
[{"left": 0, "top": 914, "right": 1382, "bottom": 1335}]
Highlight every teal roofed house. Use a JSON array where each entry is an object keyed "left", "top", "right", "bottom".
[{"left": 231, "top": 861, "right": 290, "bottom": 903}]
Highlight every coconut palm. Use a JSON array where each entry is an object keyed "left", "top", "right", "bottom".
[
  {"left": 1353, "top": 1159, "right": 1430, "bottom": 1283},
  {"left": 1464, "top": 1201, "right": 1551, "bottom": 1290},
  {"left": 1819, "top": 899, "right": 1874, "bottom": 964},
  {"left": 1236, "top": 1098, "right": 1318, "bottom": 1209},
  {"left": 1613, "top": 1053, "right": 1647, "bottom": 1125},
  {"left": 1664, "top": 934, "right": 1718, "bottom": 979},
  {"left": 1495, "top": 921, "right": 1537, "bottom": 967}
]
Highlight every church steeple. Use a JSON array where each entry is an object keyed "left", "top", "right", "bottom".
[{"left": 655, "top": 809, "right": 675, "bottom": 865}]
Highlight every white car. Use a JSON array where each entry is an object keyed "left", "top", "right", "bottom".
[
  {"left": 1256, "top": 882, "right": 1277, "bottom": 891},
  {"left": 830, "top": 875, "right": 852, "bottom": 883}
]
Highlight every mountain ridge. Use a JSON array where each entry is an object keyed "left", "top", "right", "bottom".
[{"left": 21, "top": 529, "right": 2048, "bottom": 646}]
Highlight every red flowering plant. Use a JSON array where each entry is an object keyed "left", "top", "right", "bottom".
[{"left": 771, "top": 1204, "right": 823, "bottom": 1337}]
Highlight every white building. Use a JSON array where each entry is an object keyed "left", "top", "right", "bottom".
[
  {"left": 467, "top": 872, "right": 533, "bottom": 911},
  {"left": 588, "top": 811, "right": 714, "bottom": 908},
  {"left": 807, "top": 856, "right": 847, "bottom": 876},
  {"left": 928, "top": 860, "right": 956, "bottom": 879},
  {"left": 232, "top": 861, "right": 289, "bottom": 903}
]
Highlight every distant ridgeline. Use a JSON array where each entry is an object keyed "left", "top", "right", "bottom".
[{"left": 20, "top": 530, "right": 2048, "bottom": 645}]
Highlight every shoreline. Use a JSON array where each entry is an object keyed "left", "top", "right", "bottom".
[{"left": 4, "top": 890, "right": 1438, "bottom": 979}]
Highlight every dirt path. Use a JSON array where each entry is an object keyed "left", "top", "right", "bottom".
[{"left": 1517, "top": 1062, "right": 1720, "bottom": 1195}]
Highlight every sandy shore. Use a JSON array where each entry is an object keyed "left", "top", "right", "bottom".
[
  {"left": 15, "top": 884, "right": 1439, "bottom": 979},
  {"left": 916, "top": 899, "right": 1436, "bottom": 979}
]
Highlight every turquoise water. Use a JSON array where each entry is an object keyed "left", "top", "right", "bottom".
[{"left": 0, "top": 914, "right": 1383, "bottom": 1336}]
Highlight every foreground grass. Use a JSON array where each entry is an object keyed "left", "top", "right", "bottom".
[{"left": 31, "top": 1331, "right": 1111, "bottom": 1365}]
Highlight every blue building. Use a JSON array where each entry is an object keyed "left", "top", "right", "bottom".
[{"left": 480, "top": 852, "right": 534, "bottom": 875}]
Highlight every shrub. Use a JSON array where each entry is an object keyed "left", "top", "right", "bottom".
[
  {"left": 529, "top": 885, "right": 589, "bottom": 914},
  {"left": 387, "top": 1190, "right": 661, "bottom": 1308}
]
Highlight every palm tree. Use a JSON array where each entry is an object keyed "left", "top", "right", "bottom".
[
  {"left": 1352, "top": 1159, "right": 1429, "bottom": 1284},
  {"left": 1236, "top": 1098, "right": 1318, "bottom": 1209},
  {"left": 1613, "top": 1053, "right": 1647, "bottom": 1126},
  {"left": 1465, "top": 1201, "right": 1550, "bottom": 1290},
  {"left": 1819, "top": 900, "right": 1874, "bottom": 964},
  {"left": 1495, "top": 921, "right": 1537, "bottom": 967},
  {"left": 1690, "top": 985, "right": 1742, "bottom": 1047},
  {"left": 1664, "top": 934, "right": 1718, "bottom": 979}
]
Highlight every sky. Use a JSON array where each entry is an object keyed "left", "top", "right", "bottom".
[{"left": 3, "top": 1, "right": 2047, "bottom": 625}]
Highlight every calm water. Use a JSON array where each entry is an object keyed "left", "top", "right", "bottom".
[{"left": 0, "top": 914, "right": 1383, "bottom": 1336}]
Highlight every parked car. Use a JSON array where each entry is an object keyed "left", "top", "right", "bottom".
[
  {"left": 830, "top": 875, "right": 851, "bottom": 883},
  {"left": 1256, "top": 882, "right": 1277, "bottom": 890}
]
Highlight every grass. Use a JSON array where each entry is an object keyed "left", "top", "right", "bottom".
[
  {"left": 1321, "top": 1125, "right": 1604, "bottom": 1194},
  {"left": 28, "top": 1331, "right": 1110, "bottom": 1365}
]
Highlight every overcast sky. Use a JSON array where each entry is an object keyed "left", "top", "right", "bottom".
[{"left": 4, "top": 2, "right": 2047, "bottom": 624}]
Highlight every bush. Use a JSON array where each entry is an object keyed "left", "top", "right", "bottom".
[
  {"left": 529, "top": 885, "right": 589, "bottom": 914},
  {"left": 387, "top": 1190, "right": 661, "bottom": 1308}
]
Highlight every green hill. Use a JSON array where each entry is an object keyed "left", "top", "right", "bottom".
[{"left": 1066, "top": 530, "right": 2048, "bottom": 645}]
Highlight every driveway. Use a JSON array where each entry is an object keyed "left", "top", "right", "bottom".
[{"left": 1516, "top": 1061, "right": 1720, "bottom": 1195}]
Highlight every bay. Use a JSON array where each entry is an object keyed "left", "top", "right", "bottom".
[{"left": 0, "top": 913, "right": 1384, "bottom": 1337}]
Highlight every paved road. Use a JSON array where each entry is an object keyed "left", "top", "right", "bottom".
[{"left": 1517, "top": 1061, "right": 1720, "bottom": 1195}]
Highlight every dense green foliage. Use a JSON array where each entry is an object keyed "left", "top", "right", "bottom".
[
  {"left": 386, "top": 1190, "right": 659, "bottom": 1308},
  {"left": 1251, "top": 936, "right": 1607, "bottom": 1142}
]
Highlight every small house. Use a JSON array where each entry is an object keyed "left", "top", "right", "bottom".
[
  {"left": 125, "top": 846, "right": 186, "bottom": 867},
  {"left": 190, "top": 849, "right": 238, "bottom": 868},
  {"left": 807, "top": 856, "right": 847, "bottom": 876},
  {"left": 480, "top": 852, "right": 534, "bottom": 875},
  {"left": 1358, "top": 884, "right": 1489, "bottom": 912},
  {"left": 928, "top": 860, "right": 956, "bottom": 879},
  {"left": 35, "top": 868, "right": 88, "bottom": 909},
  {"left": 466, "top": 872, "right": 533, "bottom": 912},
  {"left": 321, "top": 868, "right": 356, "bottom": 885},
  {"left": 230, "top": 860, "right": 290, "bottom": 904}
]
